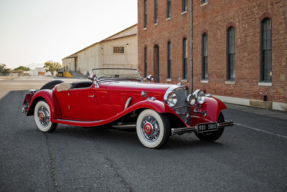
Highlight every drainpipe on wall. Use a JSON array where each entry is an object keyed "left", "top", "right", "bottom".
[{"left": 190, "top": 0, "right": 193, "bottom": 93}]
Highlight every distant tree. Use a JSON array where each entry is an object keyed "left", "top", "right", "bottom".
[
  {"left": 14, "top": 66, "right": 30, "bottom": 71},
  {"left": 44, "top": 61, "right": 62, "bottom": 73},
  {"left": 2, "top": 68, "right": 11, "bottom": 73},
  {"left": 0, "top": 63, "right": 6, "bottom": 73}
]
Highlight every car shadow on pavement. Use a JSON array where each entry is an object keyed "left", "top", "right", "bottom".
[{"left": 48, "top": 124, "right": 228, "bottom": 151}]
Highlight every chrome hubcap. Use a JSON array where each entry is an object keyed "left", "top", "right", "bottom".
[
  {"left": 38, "top": 106, "right": 50, "bottom": 127},
  {"left": 141, "top": 116, "right": 160, "bottom": 142}
]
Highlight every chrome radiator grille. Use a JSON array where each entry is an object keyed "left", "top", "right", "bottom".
[{"left": 173, "top": 89, "right": 190, "bottom": 124}]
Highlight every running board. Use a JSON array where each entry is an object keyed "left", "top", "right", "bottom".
[{"left": 112, "top": 124, "right": 136, "bottom": 129}]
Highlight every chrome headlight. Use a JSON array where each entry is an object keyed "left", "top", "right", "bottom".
[
  {"left": 186, "top": 94, "right": 196, "bottom": 105},
  {"left": 167, "top": 92, "right": 177, "bottom": 107},
  {"left": 193, "top": 89, "right": 206, "bottom": 104}
]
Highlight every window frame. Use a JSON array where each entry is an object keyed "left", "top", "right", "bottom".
[
  {"left": 182, "top": 0, "right": 187, "bottom": 12},
  {"left": 113, "top": 47, "right": 125, "bottom": 54},
  {"left": 202, "top": 33, "right": 208, "bottom": 80},
  {"left": 144, "top": 0, "right": 147, "bottom": 28},
  {"left": 227, "top": 27, "right": 235, "bottom": 81},
  {"left": 201, "top": 0, "right": 208, "bottom": 4},
  {"left": 167, "top": 41, "right": 171, "bottom": 79},
  {"left": 167, "top": 0, "right": 171, "bottom": 18},
  {"left": 155, "top": 0, "right": 158, "bottom": 24},
  {"left": 144, "top": 47, "right": 147, "bottom": 77},
  {"left": 261, "top": 18, "right": 272, "bottom": 82},
  {"left": 182, "top": 38, "right": 187, "bottom": 79}
]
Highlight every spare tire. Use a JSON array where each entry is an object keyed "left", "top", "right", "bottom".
[{"left": 40, "top": 80, "right": 64, "bottom": 90}]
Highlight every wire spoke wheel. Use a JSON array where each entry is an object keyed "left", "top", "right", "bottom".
[
  {"left": 38, "top": 106, "right": 50, "bottom": 127},
  {"left": 34, "top": 100, "right": 57, "bottom": 133},
  {"left": 136, "top": 109, "right": 170, "bottom": 149},
  {"left": 141, "top": 115, "right": 160, "bottom": 142}
]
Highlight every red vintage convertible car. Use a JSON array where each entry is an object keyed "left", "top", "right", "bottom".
[{"left": 22, "top": 68, "right": 233, "bottom": 149}]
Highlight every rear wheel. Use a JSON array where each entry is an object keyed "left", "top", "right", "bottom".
[
  {"left": 195, "top": 112, "right": 225, "bottom": 142},
  {"left": 136, "top": 109, "right": 170, "bottom": 149},
  {"left": 34, "top": 100, "right": 57, "bottom": 132}
]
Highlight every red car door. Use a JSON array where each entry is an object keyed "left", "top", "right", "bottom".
[
  {"left": 54, "top": 90, "right": 71, "bottom": 118},
  {"left": 68, "top": 88, "right": 99, "bottom": 120}
]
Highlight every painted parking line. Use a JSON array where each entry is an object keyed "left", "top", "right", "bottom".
[{"left": 235, "top": 122, "right": 287, "bottom": 139}]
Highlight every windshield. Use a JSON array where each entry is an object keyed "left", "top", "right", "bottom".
[{"left": 92, "top": 68, "right": 142, "bottom": 82}]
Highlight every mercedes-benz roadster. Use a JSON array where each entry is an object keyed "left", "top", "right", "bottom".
[{"left": 22, "top": 68, "right": 233, "bottom": 149}]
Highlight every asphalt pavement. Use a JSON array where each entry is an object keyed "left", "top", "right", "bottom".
[{"left": 0, "top": 90, "right": 287, "bottom": 192}]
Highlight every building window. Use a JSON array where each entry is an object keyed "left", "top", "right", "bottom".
[
  {"left": 183, "top": 38, "right": 187, "bottom": 79},
  {"left": 144, "top": 0, "right": 147, "bottom": 28},
  {"left": 202, "top": 0, "right": 208, "bottom": 4},
  {"left": 113, "top": 47, "right": 124, "bottom": 53},
  {"left": 261, "top": 18, "right": 272, "bottom": 82},
  {"left": 182, "top": 0, "right": 187, "bottom": 12},
  {"left": 144, "top": 47, "right": 147, "bottom": 77},
  {"left": 167, "top": 42, "right": 171, "bottom": 79},
  {"left": 154, "top": 45, "right": 160, "bottom": 83},
  {"left": 227, "top": 27, "right": 235, "bottom": 81},
  {"left": 167, "top": 0, "right": 171, "bottom": 18},
  {"left": 155, "top": 0, "right": 158, "bottom": 24},
  {"left": 202, "top": 33, "right": 208, "bottom": 80}
]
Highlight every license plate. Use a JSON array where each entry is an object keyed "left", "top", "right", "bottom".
[{"left": 196, "top": 123, "right": 218, "bottom": 133}]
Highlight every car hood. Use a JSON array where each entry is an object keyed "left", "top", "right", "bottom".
[
  {"left": 105, "top": 81, "right": 172, "bottom": 94},
  {"left": 100, "top": 81, "right": 173, "bottom": 114}
]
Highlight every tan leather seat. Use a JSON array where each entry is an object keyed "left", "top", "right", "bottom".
[{"left": 56, "top": 83, "right": 72, "bottom": 92}]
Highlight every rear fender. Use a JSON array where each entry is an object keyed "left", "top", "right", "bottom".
[{"left": 27, "top": 90, "right": 62, "bottom": 120}]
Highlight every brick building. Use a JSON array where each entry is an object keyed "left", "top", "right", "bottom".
[{"left": 138, "top": 0, "right": 287, "bottom": 111}]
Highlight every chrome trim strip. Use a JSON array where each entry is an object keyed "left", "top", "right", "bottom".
[
  {"left": 172, "top": 106, "right": 189, "bottom": 109},
  {"left": 124, "top": 97, "right": 132, "bottom": 110}
]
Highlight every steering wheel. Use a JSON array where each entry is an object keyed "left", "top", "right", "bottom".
[{"left": 97, "top": 75, "right": 108, "bottom": 80}]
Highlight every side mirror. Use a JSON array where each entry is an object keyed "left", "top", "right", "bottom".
[{"left": 146, "top": 75, "right": 154, "bottom": 82}]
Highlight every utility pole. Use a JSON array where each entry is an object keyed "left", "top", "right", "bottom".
[{"left": 190, "top": 0, "right": 193, "bottom": 93}]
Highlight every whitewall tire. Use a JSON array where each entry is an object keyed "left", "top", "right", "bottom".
[
  {"left": 136, "top": 109, "right": 170, "bottom": 149},
  {"left": 34, "top": 100, "right": 57, "bottom": 133}
]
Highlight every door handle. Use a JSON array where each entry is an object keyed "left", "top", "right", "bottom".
[{"left": 88, "top": 95, "right": 95, "bottom": 98}]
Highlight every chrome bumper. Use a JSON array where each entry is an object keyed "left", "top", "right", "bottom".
[{"left": 171, "top": 120, "right": 234, "bottom": 136}]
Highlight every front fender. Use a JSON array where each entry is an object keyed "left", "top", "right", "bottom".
[
  {"left": 199, "top": 96, "right": 227, "bottom": 122},
  {"left": 27, "top": 90, "right": 62, "bottom": 120},
  {"left": 127, "top": 99, "right": 175, "bottom": 114}
]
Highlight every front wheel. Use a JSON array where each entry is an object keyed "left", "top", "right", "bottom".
[
  {"left": 34, "top": 100, "right": 57, "bottom": 132},
  {"left": 136, "top": 109, "right": 170, "bottom": 149},
  {"left": 195, "top": 112, "right": 225, "bottom": 142}
]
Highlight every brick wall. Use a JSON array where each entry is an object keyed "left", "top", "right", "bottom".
[
  {"left": 138, "top": 0, "right": 191, "bottom": 85},
  {"left": 138, "top": 0, "right": 287, "bottom": 103},
  {"left": 193, "top": 0, "right": 287, "bottom": 103}
]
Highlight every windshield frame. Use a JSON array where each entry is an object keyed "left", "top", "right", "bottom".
[{"left": 92, "top": 68, "right": 143, "bottom": 82}]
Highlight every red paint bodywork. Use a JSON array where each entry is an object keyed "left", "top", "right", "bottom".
[
  {"left": 27, "top": 90, "right": 62, "bottom": 120},
  {"left": 25, "top": 80, "right": 227, "bottom": 128}
]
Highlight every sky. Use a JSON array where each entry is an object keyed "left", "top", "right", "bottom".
[{"left": 0, "top": 0, "right": 138, "bottom": 69}]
